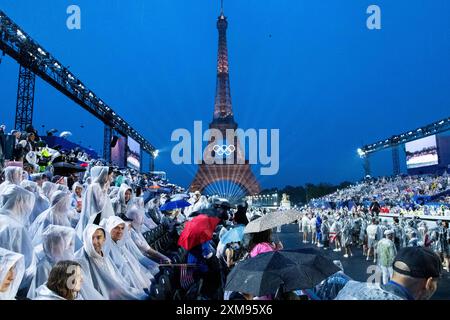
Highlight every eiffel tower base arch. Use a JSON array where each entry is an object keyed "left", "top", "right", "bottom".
[{"left": 190, "top": 163, "right": 260, "bottom": 196}]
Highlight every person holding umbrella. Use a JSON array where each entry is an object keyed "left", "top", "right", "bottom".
[
  {"left": 178, "top": 209, "right": 228, "bottom": 299},
  {"left": 248, "top": 228, "right": 283, "bottom": 258},
  {"left": 216, "top": 201, "right": 248, "bottom": 257},
  {"left": 225, "top": 249, "right": 340, "bottom": 300},
  {"left": 217, "top": 226, "right": 246, "bottom": 291}
]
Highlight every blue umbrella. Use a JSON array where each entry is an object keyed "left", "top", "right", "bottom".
[
  {"left": 219, "top": 226, "right": 245, "bottom": 245},
  {"left": 160, "top": 199, "right": 192, "bottom": 211}
]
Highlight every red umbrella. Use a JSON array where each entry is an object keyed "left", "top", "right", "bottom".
[{"left": 178, "top": 215, "right": 220, "bottom": 250}]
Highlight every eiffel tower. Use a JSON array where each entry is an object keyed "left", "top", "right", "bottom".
[{"left": 190, "top": 3, "right": 261, "bottom": 197}]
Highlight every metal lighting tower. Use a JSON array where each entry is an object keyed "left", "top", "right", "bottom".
[
  {"left": 14, "top": 65, "right": 35, "bottom": 130},
  {"left": 392, "top": 145, "right": 400, "bottom": 176},
  {"left": 0, "top": 10, "right": 157, "bottom": 159},
  {"left": 103, "top": 125, "right": 112, "bottom": 163}
]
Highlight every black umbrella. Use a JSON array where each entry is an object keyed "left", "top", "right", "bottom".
[
  {"left": 189, "top": 208, "right": 229, "bottom": 220},
  {"left": 52, "top": 162, "right": 86, "bottom": 176},
  {"left": 225, "top": 250, "right": 340, "bottom": 297}
]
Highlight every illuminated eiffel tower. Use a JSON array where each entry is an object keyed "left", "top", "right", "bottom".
[{"left": 190, "top": 3, "right": 260, "bottom": 198}]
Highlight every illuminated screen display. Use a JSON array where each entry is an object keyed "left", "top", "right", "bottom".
[
  {"left": 127, "top": 137, "right": 141, "bottom": 171},
  {"left": 405, "top": 135, "right": 439, "bottom": 169}
]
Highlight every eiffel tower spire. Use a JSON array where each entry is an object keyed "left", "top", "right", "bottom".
[{"left": 213, "top": 1, "right": 234, "bottom": 124}]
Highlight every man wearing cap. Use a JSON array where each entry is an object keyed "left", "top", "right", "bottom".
[
  {"left": 336, "top": 247, "right": 442, "bottom": 300},
  {"left": 376, "top": 229, "right": 397, "bottom": 284},
  {"left": 383, "top": 247, "right": 442, "bottom": 300}
]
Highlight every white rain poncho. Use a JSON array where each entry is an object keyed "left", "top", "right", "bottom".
[
  {"left": 56, "top": 183, "right": 69, "bottom": 192},
  {"left": 183, "top": 195, "right": 197, "bottom": 218},
  {"left": 41, "top": 182, "right": 59, "bottom": 203},
  {"left": 335, "top": 280, "right": 403, "bottom": 300},
  {"left": 27, "top": 225, "right": 76, "bottom": 299},
  {"left": 191, "top": 195, "right": 209, "bottom": 215},
  {"left": 132, "top": 196, "right": 145, "bottom": 210},
  {"left": 0, "top": 167, "right": 23, "bottom": 196},
  {"left": 108, "top": 186, "right": 120, "bottom": 199},
  {"left": 146, "top": 198, "right": 163, "bottom": 224},
  {"left": 0, "top": 185, "right": 37, "bottom": 292},
  {"left": 126, "top": 207, "right": 152, "bottom": 253},
  {"left": 75, "top": 166, "right": 114, "bottom": 239},
  {"left": 70, "top": 182, "right": 83, "bottom": 212},
  {"left": 0, "top": 248, "right": 25, "bottom": 300},
  {"left": 111, "top": 183, "right": 133, "bottom": 217},
  {"left": 0, "top": 184, "right": 35, "bottom": 227},
  {"left": 132, "top": 196, "right": 157, "bottom": 231},
  {"left": 20, "top": 180, "right": 50, "bottom": 225},
  {"left": 33, "top": 284, "right": 66, "bottom": 300},
  {"left": 142, "top": 212, "right": 158, "bottom": 232},
  {"left": 102, "top": 216, "right": 153, "bottom": 291},
  {"left": 125, "top": 207, "right": 166, "bottom": 270},
  {"left": 29, "top": 191, "right": 74, "bottom": 246},
  {"left": 75, "top": 224, "right": 147, "bottom": 300}
]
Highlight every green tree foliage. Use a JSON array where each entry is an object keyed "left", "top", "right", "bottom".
[{"left": 260, "top": 181, "right": 353, "bottom": 206}]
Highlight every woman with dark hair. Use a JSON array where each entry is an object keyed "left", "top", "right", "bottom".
[
  {"left": 248, "top": 228, "right": 283, "bottom": 258},
  {"left": 229, "top": 225, "right": 283, "bottom": 300},
  {"left": 34, "top": 260, "right": 83, "bottom": 300}
]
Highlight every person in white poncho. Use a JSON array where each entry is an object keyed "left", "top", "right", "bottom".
[
  {"left": 102, "top": 216, "right": 154, "bottom": 292},
  {"left": 0, "top": 167, "right": 23, "bottom": 196},
  {"left": 41, "top": 181, "right": 59, "bottom": 204},
  {"left": 27, "top": 225, "right": 76, "bottom": 299},
  {"left": 20, "top": 180, "right": 50, "bottom": 225},
  {"left": 126, "top": 207, "right": 171, "bottom": 265},
  {"left": 75, "top": 224, "right": 148, "bottom": 300},
  {"left": 131, "top": 189, "right": 158, "bottom": 231},
  {"left": 29, "top": 191, "right": 75, "bottom": 246},
  {"left": 0, "top": 185, "right": 36, "bottom": 293},
  {"left": 75, "top": 166, "right": 115, "bottom": 239},
  {"left": 111, "top": 183, "right": 134, "bottom": 220},
  {"left": 0, "top": 248, "right": 25, "bottom": 300},
  {"left": 71, "top": 182, "right": 83, "bottom": 215}
]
